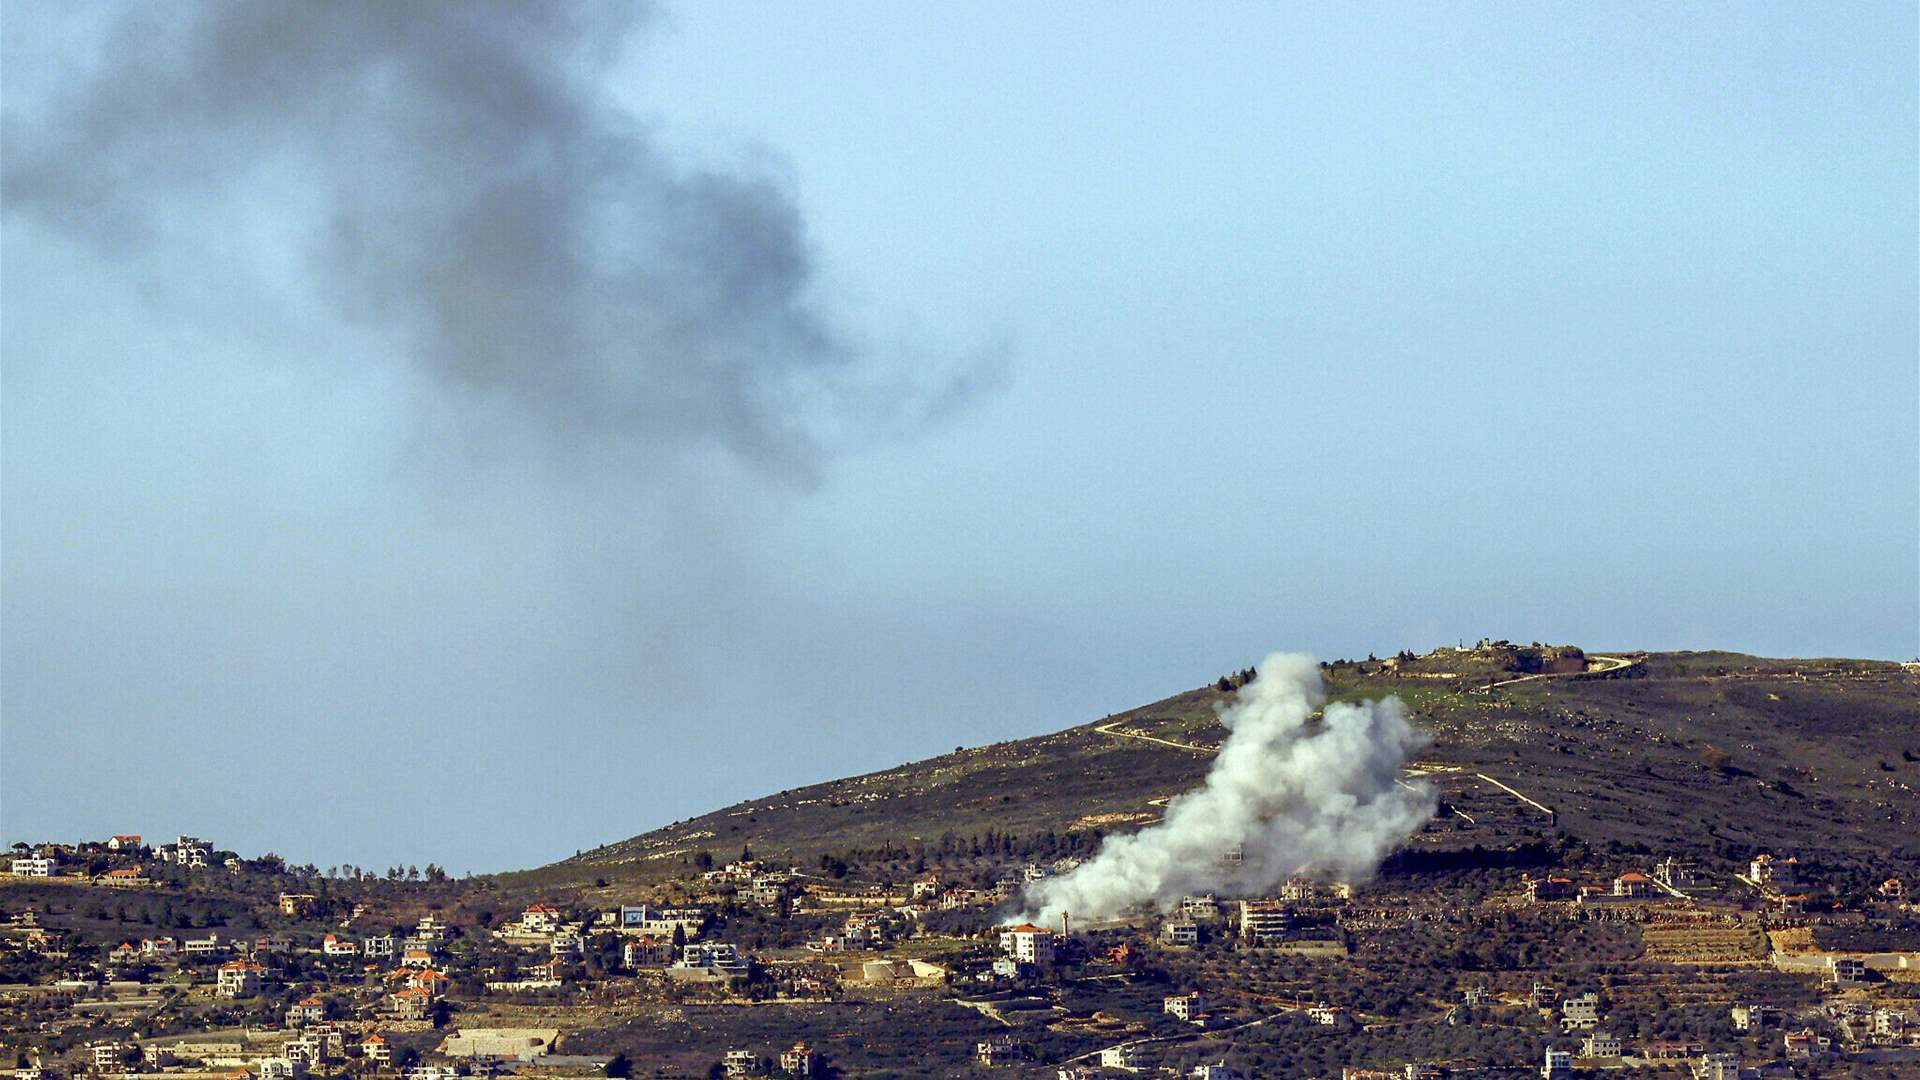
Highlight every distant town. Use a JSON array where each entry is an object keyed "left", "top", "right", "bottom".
[{"left": 5, "top": 811, "right": 1919, "bottom": 1079}]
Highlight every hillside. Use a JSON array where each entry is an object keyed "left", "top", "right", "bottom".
[
  {"left": 534, "top": 649, "right": 1920, "bottom": 888},
  {"left": 10, "top": 646, "right": 1920, "bottom": 1079}
]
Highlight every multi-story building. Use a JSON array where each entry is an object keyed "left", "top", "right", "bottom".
[
  {"left": 1181, "top": 895, "right": 1220, "bottom": 919},
  {"left": 10, "top": 855, "right": 57, "bottom": 877},
  {"left": 998, "top": 924, "right": 1055, "bottom": 967},
  {"left": 1163, "top": 992, "right": 1203, "bottom": 1022},
  {"left": 678, "top": 942, "right": 748, "bottom": 976},
  {"left": 91, "top": 1043, "right": 127, "bottom": 1073},
  {"left": 1239, "top": 900, "right": 1292, "bottom": 942},
  {"left": 1581, "top": 1032, "right": 1622, "bottom": 1058},
  {"left": 1829, "top": 955, "right": 1868, "bottom": 985},
  {"left": 1654, "top": 857, "right": 1701, "bottom": 889},
  {"left": 215, "top": 960, "right": 264, "bottom": 997},
  {"left": 1562, "top": 992, "right": 1602, "bottom": 1031},
  {"left": 1694, "top": 1053, "right": 1740, "bottom": 1080},
  {"left": 1612, "top": 872, "right": 1656, "bottom": 897},
  {"left": 519, "top": 904, "right": 562, "bottom": 934},
  {"left": 778, "top": 1043, "right": 815, "bottom": 1076}
]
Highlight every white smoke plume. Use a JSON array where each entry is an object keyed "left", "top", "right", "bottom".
[{"left": 1022, "top": 652, "right": 1434, "bottom": 922}]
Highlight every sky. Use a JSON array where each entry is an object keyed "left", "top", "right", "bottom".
[{"left": 3, "top": 2, "right": 1915, "bottom": 873}]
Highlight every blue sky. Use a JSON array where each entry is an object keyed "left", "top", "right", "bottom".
[{"left": 3, "top": 3, "right": 1914, "bottom": 872}]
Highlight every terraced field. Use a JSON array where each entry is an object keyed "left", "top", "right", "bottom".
[{"left": 1641, "top": 924, "right": 1769, "bottom": 965}]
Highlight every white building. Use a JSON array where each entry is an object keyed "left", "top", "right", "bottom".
[
  {"left": 1162, "top": 919, "right": 1199, "bottom": 947},
  {"left": 1542, "top": 1048, "right": 1573, "bottom": 1079},
  {"left": 1581, "top": 1032, "right": 1622, "bottom": 1058},
  {"left": 998, "top": 924, "right": 1055, "bottom": 967},
  {"left": 617, "top": 905, "right": 706, "bottom": 937},
  {"left": 1163, "top": 992, "right": 1203, "bottom": 1022},
  {"left": 1749, "top": 853, "right": 1797, "bottom": 886},
  {"left": 1100, "top": 1044, "right": 1144, "bottom": 1069},
  {"left": 518, "top": 904, "right": 562, "bottom": 933},
  {"left": 1694, "top": 1053, "right": 1740, "bottom": 1080},
  {"left": 677, "top": 942, "right": 748, "bottom": 976},
  {"left": 779, "top": 1043, "right": 815, "bottom": 1076},
  {"left": 1239, "top": 900, "right": 1292, "bottom": 942},
  {"left": 216, "top": 961, "right": 264, "bottom": 997},
  {"left": 91, "top": 1043, "right": 127, "bottom": 1073},
  {"left": 164, "top": 837, "right": 212, "bottom": 867},
  {"left": 10, "top": 855, "right": 56, "bottom": 877}
]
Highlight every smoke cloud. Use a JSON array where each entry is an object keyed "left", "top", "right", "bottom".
[
  {"left": 2, "top": 1, "right": 977, "bottom": 478},
  {"left": 1022, "top": 653, "right": 1434, "bottom": 922}
]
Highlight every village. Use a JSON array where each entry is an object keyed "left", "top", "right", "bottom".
[{"left": 4, "top": 824, "right": 1920, "bottom": 1080}]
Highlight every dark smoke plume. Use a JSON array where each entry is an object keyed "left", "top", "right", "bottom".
[{"left": 3, "top": 2, "right": 976, "bottom": 476}]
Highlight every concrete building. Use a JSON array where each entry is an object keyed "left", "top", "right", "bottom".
[
  {"left": 214, "top": 961, "right": 264, "bottom": 998},
  {"left": 779, "top": 1043, "right": 815, "bottom": 1076},
  {"left": 1163, "top": 992, "right": 1203, "bottom": 1022},
  {"left": 1581, "top": 1032, "right": 1622, "bottom": 1058},
  {"left": 998, "top": 924, "right": 1055, "bottom": 967},
  {"left": 1561, "top": 991, "right": 1601, "bottom": 1031},
  {"left": 1238, "top": 900, "right": 1292, "bottom": 942}
]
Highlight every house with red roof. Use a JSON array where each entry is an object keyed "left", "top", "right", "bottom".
[
  {"left": 997, "top": 923, "right": 1055, "bottom": 966},
  {"left": 519, "top": 904, "right": 562, "bottom": 934},
  {"left": 1612, "top": 872, "right": 1655, "bottom": 898},
  {"left": 215, "top": 960, "right": 265, "bottom": 997}
]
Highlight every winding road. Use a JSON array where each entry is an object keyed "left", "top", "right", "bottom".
[{"left": 1472, "top": 653, "right": 1639, "bottom": 692}]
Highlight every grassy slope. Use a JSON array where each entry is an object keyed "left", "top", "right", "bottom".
[{"left": 520, "top": 652, "right": 1920, "bottom": 888}]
